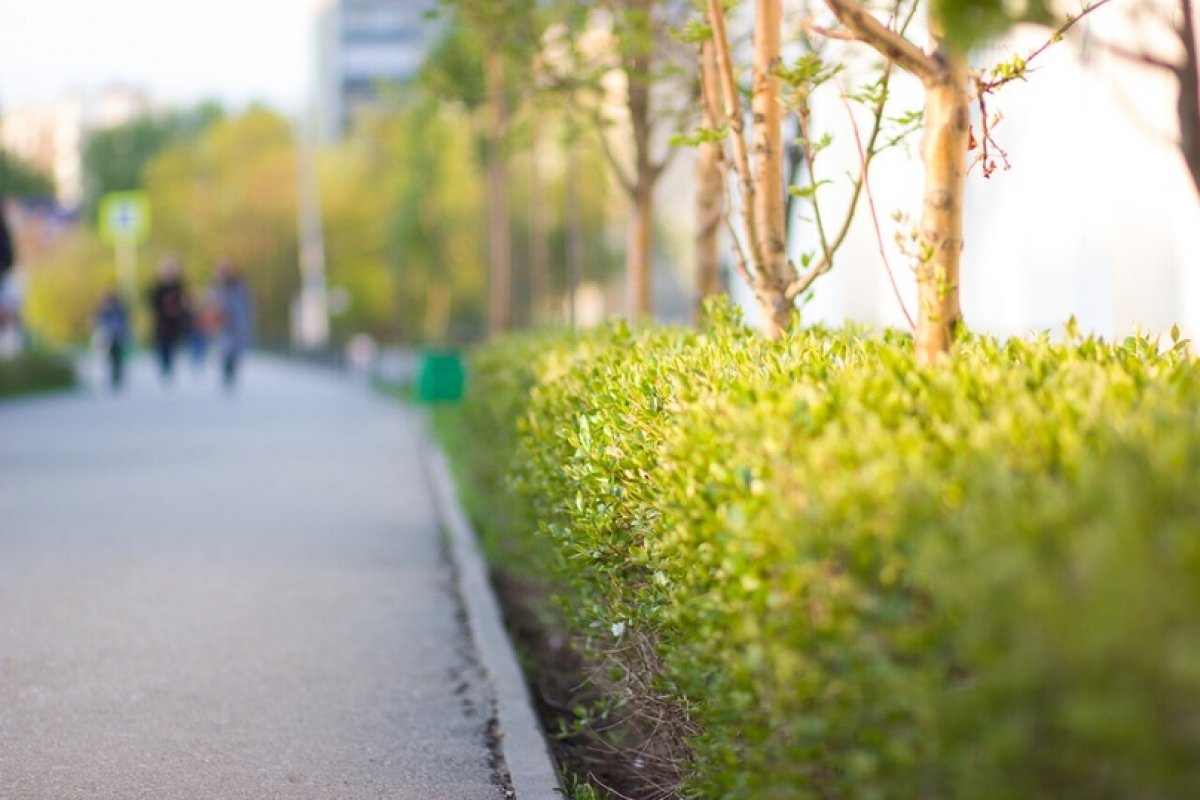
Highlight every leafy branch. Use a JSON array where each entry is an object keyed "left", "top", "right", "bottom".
[
  {"left": 786, "top": 0, "right": 921, "bottom": 301},
  {"left": 968, "top": 0, "right": 1117, "bottom": 178}
]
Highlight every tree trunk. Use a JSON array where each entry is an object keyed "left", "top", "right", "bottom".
[
  {"left": 625, "top": 11, "right": 654, "bottom": 319},
  {"left": 914, "top": 35, "right": 968, "bottom": 365},
  {"left": 424, "top": 280, "right": 452, "bottom": 342},
  {"left": 706, "top": 0, "right": 794, "bottom": 335},
  {"left": 696, "top": 41, "right": 724, "bottom": 318},
  {"left": 1179, "top": 0, "right": 1200, "bottom": 197},
  {"left": 751, "top": 0, "right": 791, "bottom": 336},
  {"left": 566, "top": 134, "right": 585, "bottom": 327},
  {"left": 627, "top": 175, "right": 654, "bottom": 318},
  {"left": 484, "top": 49, "right": 512, "bottom": 336},
  {"left": 528, "top": 130, "right": 550, "bottom": 324},
  {"left": 695, "top": 141, "right": 723, "bottom": 307}
]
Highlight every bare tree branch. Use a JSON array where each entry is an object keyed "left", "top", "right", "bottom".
[
  {"left": 787, "top": 0, "right": 919, "bottom": 300},
  {"left": 1085, "top": 38, "right": 1178, "bottom": 72},
  {"left": 719, "top": 178, "right": 758, "bottom": 291},
  {"left": 793, "top": 107, "right": 835, "bottom": 276},
  {"left": 1179, "top": 0, "right": 1200, "bottom": 195},
  {"left": 650, "top": 82, "right": 703, "bottom": 182},
  {"left": 580, "top": 100, "right": 637, "bottom": 196},
  {"left": 840, "top": 92, "right": 915, "bottom": 330},
  {"left": 784, "top": 74, "right": 888, "bottom": 300},
  {"left": 801, "top": 20, "right": 857, "bottom": 41},
  {"left": 822, "top": 0, "right": 938, "bottom": 82}
]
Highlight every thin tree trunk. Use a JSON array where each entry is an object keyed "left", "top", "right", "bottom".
[
  {"left": 751, "top": 0, "right": 791, "bottom": 335},
  {"left": 822, "top": 0, "right": 969, "bottom": 363},
  {"left": 706, "top": 0, "right": 793, "bottom": 337},
  {"left": 695, "top": 141, "right": 723, "bottom": 306},
  {"left": 484, "top": 49, "right": 512, "bottom": 336},
  {"left": 566, "top": 128, "right": 584, "bottom": 327},
  {"left": 628, "top": 176, "right": 654, "bottom": 318},
  {"left": 914, "top": 31, "right": 968, "bottom": 365},
  {"left": 626, "top": 36, "right": 655, "bottom": 319},
  {"left": 696, "top": 41, "right": 724, "bottom": 317},
  {"left": 528, "top": 130, "right": 550, "bottom": 324},
  {"left": 1179, "top": 0, "right": 1200, "bottom": 196},
  {"left": 424, "top": 280, "right": 452, "bottom": 342}
]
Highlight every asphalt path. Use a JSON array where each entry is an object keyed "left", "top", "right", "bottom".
[{"left": 0, "top": 356, "right": 504, "bottom": 800}]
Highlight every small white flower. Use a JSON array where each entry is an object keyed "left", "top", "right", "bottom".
[{"left": 610, "top": 621, "right": 626, "bottom": 638}]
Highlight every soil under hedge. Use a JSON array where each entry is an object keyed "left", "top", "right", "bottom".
[{"left": 491, "top": 569, "right": 692, "bottom": 800}]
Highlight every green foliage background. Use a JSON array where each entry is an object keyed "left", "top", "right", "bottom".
[
  {"left": 0, "top": 148, "right": 54, "bottom": 199},
  {"left": 80, "top": 104, "right": 223, "bottom": 219},
  {"left": 144, "top": 108, "right": 301, "bottom": 341},
  {"left": 24, "top": 60, "right": 621, "bottom": 348}
]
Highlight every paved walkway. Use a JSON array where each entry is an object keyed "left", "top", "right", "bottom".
[{"left": 0, "top": 357, "right": 505, "bottom": 799}]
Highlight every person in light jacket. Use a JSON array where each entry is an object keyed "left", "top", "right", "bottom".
[
  {"left": 210, "top": 259, "right": 254, "bottom": 389},
  {"left": 94, "top": 290, "right": 131, "bottom": 389}
]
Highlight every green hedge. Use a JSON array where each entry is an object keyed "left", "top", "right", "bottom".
[
  {"left": 443, "top": 302, "right": 1200, "bottom": 799},
  {"left": 0, "top": 350, "right": 77, "bottom": 398}
]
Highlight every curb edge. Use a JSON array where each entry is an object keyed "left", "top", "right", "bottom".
[{"left": 423, "top": 434, "right": 563, "bottom": 800}]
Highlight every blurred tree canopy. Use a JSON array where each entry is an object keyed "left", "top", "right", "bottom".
[
  {"left": 0, "top": 147, "right": 54, "bottom": 199},
  {"left": 321, "top": 90, "right": 620, "bottom": 343},
  {"left": 23, "top": 228, "right": 114, "bottom": 344},
  {"left": 933, "top": 0, "right": 1057, "bottom": 49},
  {"left": 322, "top": 98, "right": 487, "bottom": 342},
  {"left": 27, "top": 107, "right": 295, "bottom": 345},
  {"left": 24, "top": 10, "right": 629, "bottom": 348},
  {"left": 81, "top": 103, "right": 223, "bottom": 220},
  {"left": 421, "top": 19, "right": 488, "bottom": 110},
  {"left": 143, "top": 107, "right": 299, "bottom": 343}
]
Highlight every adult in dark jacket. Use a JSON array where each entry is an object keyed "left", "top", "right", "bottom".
[
  {"left": 147, "top": 256, "right": 188, "bottom": 381},
  {"left": 0, "top": 195, "right": 13, "bottom": 277},
  {"left": 0, "top": 197, "right": 20, "bottom": 351}
]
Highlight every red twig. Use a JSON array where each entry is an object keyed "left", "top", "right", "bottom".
[
  {"left": 969, "top": 93, "right": 1011, "bottom": 178},
  {"left": 840, "top": 92, "right": 915, "bottom": 331}
]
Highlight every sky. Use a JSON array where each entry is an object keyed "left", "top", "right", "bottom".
[{"left": 0, "top": 0, "right": 315, "bottom": 113}]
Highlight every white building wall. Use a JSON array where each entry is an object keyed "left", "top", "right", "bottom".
[
  {"left": 313, "top": 0, "right": 436, "bottom": 140},
  {"left": 0, "top": 86, "right": 148, "bottom": 209}
]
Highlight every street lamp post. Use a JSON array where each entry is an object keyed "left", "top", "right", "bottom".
[{"left": 294, "top": 114, "right": 330, "bottom": 350}]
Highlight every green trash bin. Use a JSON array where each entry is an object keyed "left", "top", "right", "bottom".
[{"left": 416, "top": 348, "right": 465, "bottom": 403}]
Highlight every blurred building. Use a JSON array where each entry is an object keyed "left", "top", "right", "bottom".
[
  {"left": 0, "top": 86, "right": 149, "bottom": 210},
  {"left": 314, "top": 0, "right": 436, "bottom": 140}
]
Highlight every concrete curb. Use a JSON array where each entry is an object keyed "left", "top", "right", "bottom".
[{"left": 422, "top": 435, "right": 563, "bottom": 800}]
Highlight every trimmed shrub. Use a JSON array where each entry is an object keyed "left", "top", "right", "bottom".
[
  {"left": 0, "top": 350, "right": 77, "bottom": 398},
  {"left": 434, "top": 329, "right": 577, "bottom": 568},
  {"left": 445, "top": 301, "right": 1200, "bottom": 799}
]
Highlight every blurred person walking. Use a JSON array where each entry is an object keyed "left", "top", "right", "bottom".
[
  {"left": 0, "top": 195, "right": 12, "bottom": 279},
  {"left": 147, "top": 256, "right": 188, "bottom": 382},
  {"left": 210, "top": 259, "right": 253, "bottom": 389},
  {"left": 94, "top": 290, "right": 131, "bottom": 389},
  {"left": 0, "top": 195, "right": 23, "bottom": 356}
]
